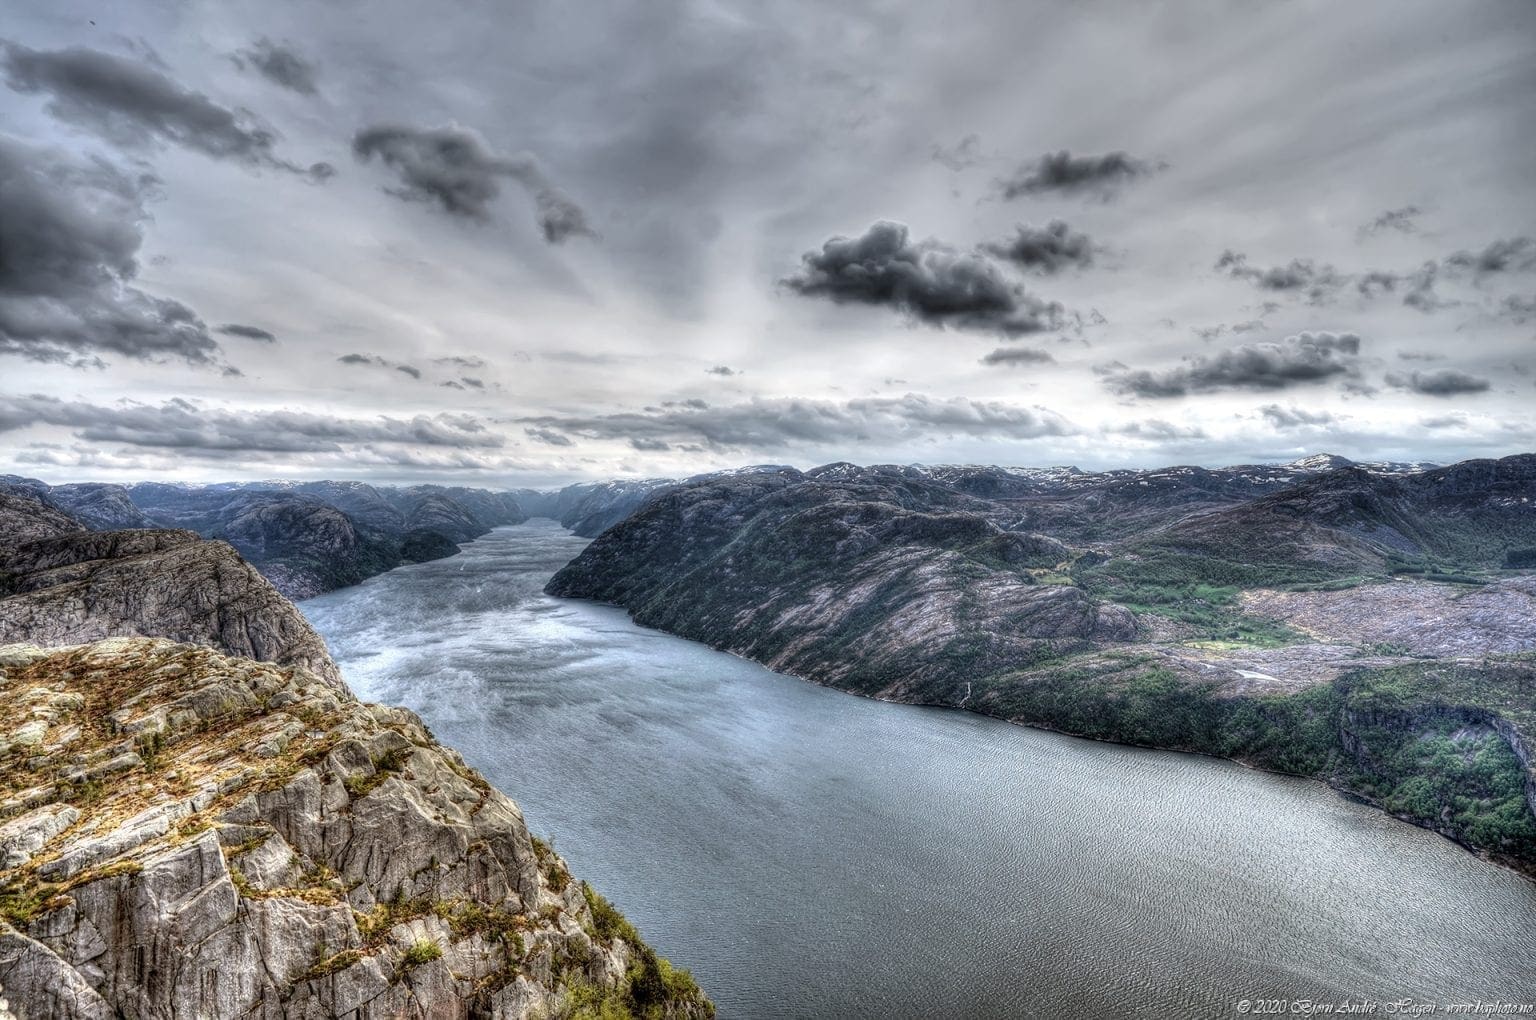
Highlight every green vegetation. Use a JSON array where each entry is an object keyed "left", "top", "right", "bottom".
[
  {"left": 399, "top": 938, "right": 443, "bottom": 969},
  {"left": 304, "top": 948, "right": 366, "bottom": 980},
  {"left": 1073, "top": 564, "right": 1302, "bottom": 647},
  {"left": 342, "top": 746, "right": 413, "bottom": 799},
  {"left": 582, "top": 882, "right": 640, "bottom": 945},
  {"left": 433, "top": 898, "right": 527, "bottom": 957},
  {"left": 533, "top": 834, "right": 571, "bottom": 893},
  {"left": 356, "top": 895, "right": 432, "bottom": 945},
  {"left": 533, "top": 882, "right": 714, "bottom": 1020},
  {"left": 972, "top": 652, "right": 1536, "bottom": 871}
]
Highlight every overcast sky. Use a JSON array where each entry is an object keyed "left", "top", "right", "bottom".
[{"left": 2, "top": 0, "right": 1533, "bottom": 486}]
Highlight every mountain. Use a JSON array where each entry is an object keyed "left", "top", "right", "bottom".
[
  {"left": 513, "top": 466, "right": 794, "bottom": 538},
  {"left": 0, "top": 502, "right": 712, "bottom": 1019},
  {"left": 42, "top": 483, "right": 158, "bottom": 531},
  {"left": 0, "top": 521, "right": 342, "bottom": 688},
  {"left": 548, "top": 455, "right": 1536, "bottom": 874},
  {"left": 1, "top": 478, "right": 533, "bottom": 599}
]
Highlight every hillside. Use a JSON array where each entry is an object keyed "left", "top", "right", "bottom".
[{"left": 548, "top": 455, "right": 1536, "bottom": 874}]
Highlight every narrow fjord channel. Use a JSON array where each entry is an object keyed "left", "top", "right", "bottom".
[{"left": 301, "top": 521, "right": 1536, "bottom": 1019}]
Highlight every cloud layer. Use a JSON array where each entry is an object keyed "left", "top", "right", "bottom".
[
  {"left": 0, "top": 394, "right": 503, "bottom": 453},
  {"left": 231, "top": 38, "right": 319, "bottom": 97},
  {"left": 522, "top": 393, "right": 1074, "bottom": 450}
]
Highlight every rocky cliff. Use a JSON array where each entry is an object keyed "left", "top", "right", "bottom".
[
  {"left": 0, "top": 639, "right": 711, "bottom": 1018},
  {"left": 0, "top": 528, "right": 342, "bottom": 689},
  {"left": 0, "top": 503, "right": 712, "bottom": 1017}
]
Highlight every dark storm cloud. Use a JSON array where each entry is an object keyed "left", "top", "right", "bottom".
[
  {"left": 983, "top": 221, "right": 1094, "bottom": 274},
  {"left": 231, "top": 38, "right": 319, "bottom": 97},
  {"left": 524, "top": 427, "right": 574, "bottom": 447},
  {"left": 1106, "top": 332, "right": 1362, "bottom": 398},
  {"left": 352, "top": 123, "right": 593, "bottom": 242},
  {"left": 706, "top": 365, "right": 737, "bottom": 377},
  {"left": 1386, "top": 369, "right": 1491, "bottom": 397},
  {"left": 216, "top": 323, "right": 276, "bottom": 343},
  {"left": 1214, "top": 250, "right": 1347, "bottom": 304},
  {"left": 1223, "top": 236, "right": 1533, "bottom": 315},
  {"left": 1, "top": 42, "right": 329, "bottom": 178},
  {"left": 459, "top": 377, "right": 484, "bottom": 389},
  {"left": 1261, "top": 405, "right": 1339, "bottom": 429},
  {"left": 979, "top": 346, "right": 1054, "bottom": 367},
  {"left": 997, "top": 150, "right": 1158, "bottom": 199},
  {"left": 0, "top": 393, "right": 505, "bottom": 452},
  {"left": 521, "top": 393, "right": 1074, "bottom": 451},
  {"left": 0, "top": 134, "right": 222, "bottom": 367},
  {"left": 781, "top": 221, "right": 1063, "bottom": 336},
  {"left": 1358, "top": 206, "right": 1421, "bottom": 238},
  {"left": 395, "top": 364, "right": 421, "bottom": 379}
]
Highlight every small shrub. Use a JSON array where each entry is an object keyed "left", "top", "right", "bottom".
[{"left": 400, "top": 938, "right": 442, "bottom": 969}]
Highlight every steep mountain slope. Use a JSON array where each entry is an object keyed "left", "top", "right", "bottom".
[
  {"left": 0, "top": 639, "right": 711, "bottom": 1018},
  {"left": 548, "top": 456, "right": 1536, "bottom": 874},
  {"left": 549, "top": 467, "right": 1129, "bottom": 700}
]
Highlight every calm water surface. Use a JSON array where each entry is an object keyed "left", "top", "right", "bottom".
[{"left": 302, "top": 521, "right": 1536, "bottom": 1019}]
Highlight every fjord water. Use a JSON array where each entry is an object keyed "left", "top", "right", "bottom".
[{"left": 302, "top": 521, "right": 1536, "bottom": 1019}]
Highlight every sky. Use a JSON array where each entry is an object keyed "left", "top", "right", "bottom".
[{"left": 1, "top": 0, "right": 1533, "bottom": 487}]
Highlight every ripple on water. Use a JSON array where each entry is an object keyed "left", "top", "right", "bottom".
[{"left": 302, "top": 522, "right": 1536, "bottom": 1020}]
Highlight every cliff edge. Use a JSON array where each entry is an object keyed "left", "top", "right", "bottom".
[{"left": 0, "top": 499, "right": 713, "bottom": 1018}]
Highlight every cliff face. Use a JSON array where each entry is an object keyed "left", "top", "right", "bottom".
[
  {"left": 0, "top": 503, "right": 712, "bottom": 1017},
  {"left": 0, "top": 528, "right": 343, "bottom": 689},
  {"left": 0, "top": 639, "right": 712, "bottom": 1019}
]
